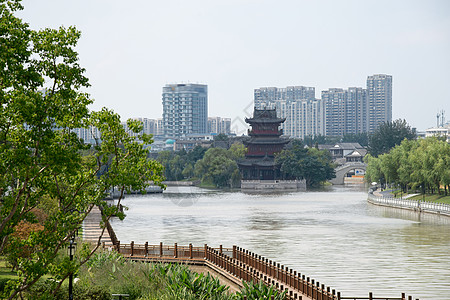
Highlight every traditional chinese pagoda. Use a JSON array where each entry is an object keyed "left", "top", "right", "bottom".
[
  {"left": 237, "top": 108, "right": 284, "bottom": 185},
  {"left": 238, "top": 108, "right": 306, "bottom": 190}
]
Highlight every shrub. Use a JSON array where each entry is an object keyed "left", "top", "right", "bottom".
[{"left": 235, "top": 280, "right": 286, "bottom": 300}]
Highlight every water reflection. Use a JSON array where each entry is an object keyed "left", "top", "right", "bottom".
[{"left": 110, "top": 186, "right": 450, "bottom": 300}]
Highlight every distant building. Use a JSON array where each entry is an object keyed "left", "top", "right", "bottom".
[
  {"left": 425, "top": 124, "right": 450, "bottom": 143},
  {"left": 367, "top": 74, "right": 392, "bottom": 132},
  {"left": 72, "top": 126, "right": 101, "bottom": 144},
  {"left": 238, "top": 108, "right": 289, "bottom": 180},
  {"left": 162, "top": 83, "right": 208, "bottom": 138},
  {"left": 238, "top": 108, "right": 306, "bottom": 190},
  {"left": 318, "top": 142, "right": 367, "bottom": 164},
  {"left": 255, "top": 75, "right": 392, "bottom": 138},
  {"left": 322, "top": 87, "right": 367, "bottom": 136},
  {"left": 208, "top": 117, "right": 232, "bottom": 134},
  {"left": 173, "top": 134, "right": 214, "bottom": 151},
  {"left": 156, "top": 118, "right": 164, "bottom": 136},
  {"left": 254, "top": 86, "right": 315, "bottom": 109},
  {"left": 253, "top": 86, "right": 324, "bottom": 139}
]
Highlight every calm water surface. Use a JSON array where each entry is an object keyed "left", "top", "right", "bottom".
[{"left": 110, "top": 185, "right": 450, "bottom": 300}]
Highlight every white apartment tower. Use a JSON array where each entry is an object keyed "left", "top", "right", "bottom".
[
  {"left": 162, "top": 83, "right": 208, "bottom": 138},
  {"left": 208, "top": 117, "right": 232, "bottom": 134},
  {"left": 367, "top": 74, "right": 392, "bottom": 132},
  {"left": 254, "top": 86, "right": 324, "bottom": 139},
  {"left": 322, "top": 87, "right": 367, "bottom": 136}
]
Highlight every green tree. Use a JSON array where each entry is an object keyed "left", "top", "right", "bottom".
[
  {"left": 368, "top": 119, "right": 416, "bottom": 157},
  {"left": 364, "top": 154, "right": 383, "bottom": 184},
  {"left": 303, "top": 134, "right": 340, "bottom": 147},
  {"left": 156, "top": 146, "right": 207, "bottom": 181},
  {"left": 342, "top": 132, "right": 369, "bottom": 147},
  {"left": 0, "top": 2, "right": 164, "bottom": 298},
  {"left": 276, "top": 140, "right": 335, "bottom": 187},
  {"left": 365, "top": 137, "right": 450, "bottom": 195},
  {"left": 194, "top": 147, "right": 242, "bottom": 188},
  {"left": 228, "top": 142, "right": 247, "bottom": 160},
  {"left": 213, "top": 133, "right": 229, "bottom": 141}
]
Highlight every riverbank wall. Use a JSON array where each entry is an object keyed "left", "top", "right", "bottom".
[{"left": 367, "top": 193, "right": 450, "bottom": 217}]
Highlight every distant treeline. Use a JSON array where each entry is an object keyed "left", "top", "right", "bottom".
[{"left": 365, "top": 137, "right": 450, "bottom": 195}]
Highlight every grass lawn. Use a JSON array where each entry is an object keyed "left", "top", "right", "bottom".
[
  {"left": 197, "top": 181, "right": 217, "bottom": 189},
  {"left": 0, "top": 257, "right": 17, "bottom": 281},
  {"left": 409, "top": 194, "right": 450, "bottom": 204}
]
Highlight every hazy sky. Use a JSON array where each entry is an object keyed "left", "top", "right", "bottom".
[{"left": 19, "top": 0, "right": 450, "bottom": 134}]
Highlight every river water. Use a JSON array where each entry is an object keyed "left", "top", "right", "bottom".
[{"left": 110, "top": 185, "right": 450, "bottom": 300}]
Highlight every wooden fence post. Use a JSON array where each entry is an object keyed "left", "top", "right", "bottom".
[
  {"left": 369, "top": 292, "right": 373, "bottom": 300},
  {"left": 174, "top": 243, "right": 177, "bottom": 258},
  {"left": 159, "top": 242, "right": 163, "bottom": 256},
  {"left": 233, "top": 245, "right": 236, "bottom": 259},
  {"left": 130, "top": 241, "right": 134, "bottom": 256},
  {"left": 220, "top": 244, "right": 223, "bottom": 254},
  {"left": 204, "top": 244, "right": 207, "bottom": 258},
  {"left": 145, "top": 241, "right": 148, "bottom": 256},
  {"left": 189, "top": 243, "right": 193, "bottom": 259},
  {"left": 116, "top": 241, "right": 120, "bottom": 253}
]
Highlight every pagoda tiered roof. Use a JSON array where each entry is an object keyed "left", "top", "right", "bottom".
[
  {"left": 244, "top": 137, "right": 290, "bottom": 145},
  {"left": 245, "top": 108, "right": 286, "bottom": 124}
]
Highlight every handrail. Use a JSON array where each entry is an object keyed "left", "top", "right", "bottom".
[
  {"left": 368, "top": 193, "right": 450, "bottom": 216},
  {"left": 111, "top": 242, "right": 416, "bottom": 300}
]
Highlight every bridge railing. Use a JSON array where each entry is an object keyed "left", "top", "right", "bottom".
[
  {"left": 112, "top": 242, "right": 415, "bottom": 300},
  {"left": 368, "top": 193, "right": 450, "bottom": 216}
]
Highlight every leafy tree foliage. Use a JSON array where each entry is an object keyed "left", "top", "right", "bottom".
[
  {"left": 365, "top": 138, "right": 450, "bottom": 195},
  {"left": 368, "top": 119, "right": 416, "bottom": 157},
  {"left": 276, "top": 140, "right": 336, "bottom": 187},
  {"left": 213, "top": 133, "right": 229, "bottom": 141},
  {"left": 157, "top": 145, "right": 207, "bottom": 181},
  {"left": 194, "top": 143, "right": 245, "bottom": 188},
  {"left": 303, "top": 134, "right": 340, "bottom": 147},
  {"left": 304, "top": 133, "right": 369, "bottom": 148},
  {"left": 0, "top": 1, "right": 164, "bottom": 298},
  {"left": 342, "top": 132, "right": 369, "bottom": 147}
]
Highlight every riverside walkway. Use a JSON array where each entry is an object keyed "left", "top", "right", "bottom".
[
  {"left": 107, "top": 241, "right": 416, "bottom": 300},
  {"left": 369, "top": 191, "right": 450, "bottom": 217},
  {"left": 83, "top": 206, "right": 418, "bottom": 300},
  {"left": 82, "top": 205, "right": 114, "bottom": 246}
]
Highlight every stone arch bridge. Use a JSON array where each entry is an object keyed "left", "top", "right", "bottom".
[{"left": 330, "top": 162, "right": 367, "bottom": 185}]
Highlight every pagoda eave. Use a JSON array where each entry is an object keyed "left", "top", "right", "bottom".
[{"left": 245, "top": 117, "right": 286, "bottom": 124}]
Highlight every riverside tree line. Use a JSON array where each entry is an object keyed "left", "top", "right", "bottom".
[
  {"left": 156, "top": 139, "right": 336, "bottom": 188},
  {"left": 365, "top": 137, "right": 450, "bottom": 195}
]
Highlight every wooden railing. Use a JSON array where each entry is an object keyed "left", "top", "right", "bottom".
[{"left": 111, "top": 242, "right": 416, "bottom": 300}]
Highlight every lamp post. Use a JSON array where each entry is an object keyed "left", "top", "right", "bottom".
[{"left": 68, "top": 231, "right": 77, "bottom": 300}]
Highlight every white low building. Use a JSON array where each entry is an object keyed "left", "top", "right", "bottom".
[{"left": 425, "top": 125, "right": 450, "bottom": 143}]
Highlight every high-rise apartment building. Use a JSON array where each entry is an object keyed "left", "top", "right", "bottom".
[
  {"left": 254, "top": 86, "right": 315, "bottom": 109},
  {"left": 322, "top": 87, "right": 367, "bottom": 136},
  {"left": 72, "top": 126, "right": 101, "bottom": 144},
  {"left": 367, "top": 74, "right": 392, "bottom": 132},
  {"left": 254, "top": 75, "right": 391, "bottom": 138},
  {"left": 253, "top": 86, "right": 323, "bottom": 139},
  {"left": 123, "top": 118, "right": 164, "bottom": 137},
  {"left": 208, "top": 117, "right": 232, "bottom": 134},
  {"left": 162, "top": 83, "right": 208, "bottom": 138},
  {"left": 322, "top": 88, "right": 346, "bottom": 136}
]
